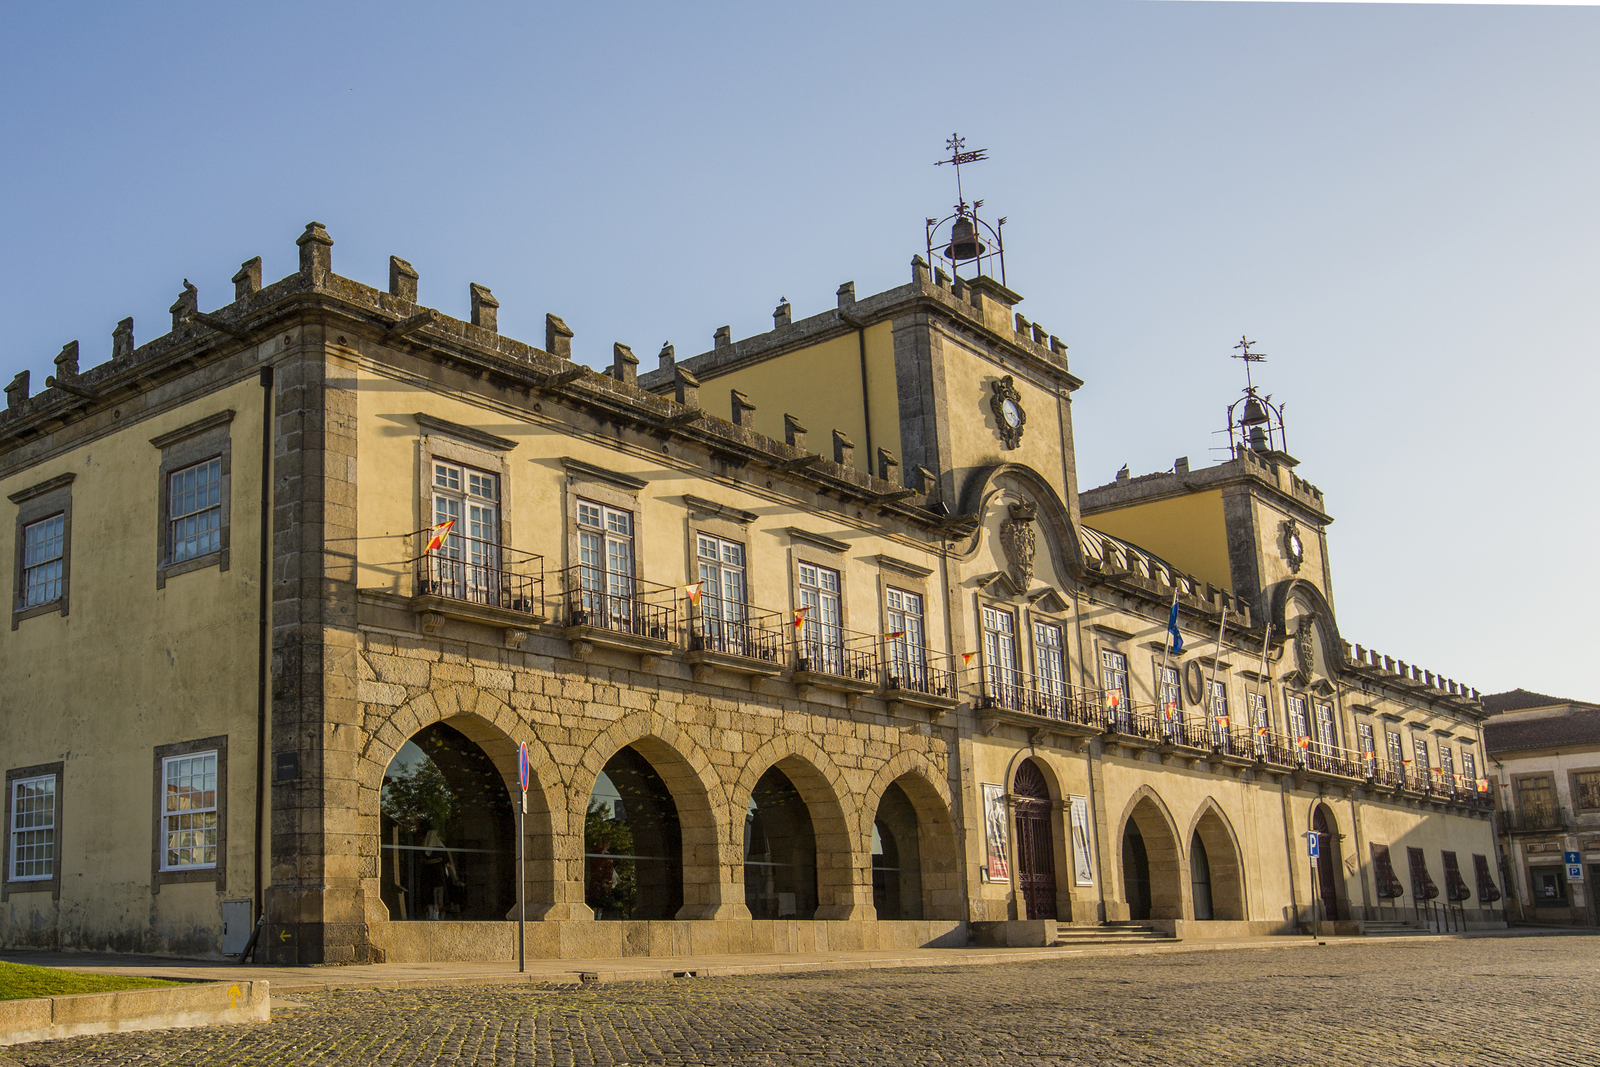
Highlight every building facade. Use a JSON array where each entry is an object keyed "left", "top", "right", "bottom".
[
  {"left": 2, "top": 222, "right": 1504, "bottom": 964},
  {"left": 1483, "top": 690, "right": 1600, "bottom": 926}
]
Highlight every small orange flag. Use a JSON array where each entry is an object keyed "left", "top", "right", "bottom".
[
  {"left": 1296, "top": 736, "right": 1311, "bottom": 749},
  {"left": 684, "top": 580, "right": 704, "bottom": 605},
  {"left": 961, "top": 651, "right": 977, "bottom": 666},
  {"left": 424, "top": 519, "right": 455, "bottom": 555},
  {"left": 883, "top": 630, "right": 905, "bottom": 641},
  {"left": 792, "top": 606, "right": 811, "bottom": 630},
  {"left": 1256, "top": 726, "right": 1269, "bottom": 737}
]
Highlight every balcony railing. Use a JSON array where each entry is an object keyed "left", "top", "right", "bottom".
[
  {"left": 883, "top": 655, "right": 961, "bottom": 701},
  {"left": 795, "top": 626, "right": 879, "bottom": 682},
  {"left": 1501, "top": 804, "right": 1572, "bottom": 833},
  {"left": 687, "top": 604, "right": 786, "bottom": 664},
  {"left": 559, "top": 564, "right": 678, "bottom": 644},
  {"left": 978, "top": 671, "right": 1104, "bottom": 728},
  {"left": 414, "top": 529, "right": 544, "bottom": 617}
]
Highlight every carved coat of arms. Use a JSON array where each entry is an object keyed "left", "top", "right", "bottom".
[
  {"left": 999, "top": 501, "right": 1038, "bottom": 589},
  {"left": 1291, "top": 617, "right": 1317, "bottom": 685}
]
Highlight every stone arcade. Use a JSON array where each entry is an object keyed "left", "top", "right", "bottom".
[{"left": 1, "top": 222, "right": 1503, "bottom": 964}]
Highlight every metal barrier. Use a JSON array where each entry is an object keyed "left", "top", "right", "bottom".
[{"left": 415, "top": 530, "right": 544, "bottom": 616}]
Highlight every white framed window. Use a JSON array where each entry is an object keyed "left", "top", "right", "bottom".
[
  {"left": 797, "top": 562, "right": 842, "bottom": 673},
  {"left": 1286, "top": 693, "right": 1309, "bottom": 763},
  {"left": 981, "top": 605, "right": 1019, "bottom": 707},
  {"left": 9, "top": 775, "right": 56, "bottom": 881},
  {"left": 1207, "top": 680, "right": 1230, "bottom": 746},
  {"left": 1386, "top": 729, "right": 1405, "bottom": 768},
  {"left": 1035, "top": 622, "right": 1066, "bottom": 704},
  {"left": 21, "top": 514, "right": 65, "bottom": 607},
  {"left": 1313, "top": 700, "right": 1337, "bottom": 755},
  {"left": 886, "top": 587, "right": 926, "bottom": 686},
  {"left": 1101, "top": 649, "right": 1130, "bottom": 720},
  {"left": 1461, "top": 750, "right": 1478, "bottom": 788},
  {"left": 697, "top": 534, "right": 746, "bottom": 622},
  {"left": 1413, "top": 736, "right": 1432, "bottom": 781},
  {"left": 160, "top": 751, "right": 219, "bottom": 871},
  {"left": 1156, "top": 664, "right": 1182, "bottom": 719},
  {"left": 578, "top": 498, "right": 634, "bottom": 597},
  {"left": 1358, "top": 722, "right": 1377, "bottom": 776},
  {"left": 1247, "top": 691, "right": 1270, "bottom": 756},
  {"left": 168, "top": 458, "right": 224, "bottom": 563},
  {"left": 430, "top": 461, "right": 501, "bottom": 604},
  {"left": 1440, "top": 745, "right": 1455, "bottom": 787}
]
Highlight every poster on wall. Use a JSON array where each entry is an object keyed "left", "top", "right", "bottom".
[
  {"left": 982, "top": 783, "right": 1010, "bottom": 882},
  {"left": 1069, "top": 795, "right": 1095, "bottom": 886}
]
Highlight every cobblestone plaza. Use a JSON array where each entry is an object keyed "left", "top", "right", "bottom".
[{"left": 7, "top": 935, "right": 1591, "bottom": 1066}]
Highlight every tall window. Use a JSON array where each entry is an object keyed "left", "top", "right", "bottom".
[
  {"left": 696, "top": 535, "right": 746, "bottom": 651},
  {"left": 21, "top": 515, "right": 65, "bottom": 607},
  {"left": 1034, "top": 622, "right": 1067, "bottom": 708},
  {"left": 1101, "top": 650, "right": 1130, "bottom": 725},
  {"left": 1313, "top": 701, "right": 1337, "bottom": 755},
  {"left": 1386, "top": 729, "right": 1405, "bottom": 768},
  {"left": 1439, "top": 745, "right": 1455, "bottom": 789},
  {"left": 430, "top": 461, "right": 501, "bottom": 605},
  {"left": 1286, "top": 694, "right": 1309, "bottom": 762},
  {"left": 1412, "top": 736, "right": 1431, "bottom": 786},
  {"left": 982, "top": 606, "right": 1020, "bottom": 708},
  {"left": 577, "top": 498, "right": 634, "bottom": 623},
  {"left": 168, "top": 458, "right": 224, "bottom": 563},
  {"left": 1246, "top": 691, "right": 1270, "bottom": 756},
  {"left": 1461, "top": 750, "right": 1479, "bottom": 790},
  {"left": 9, "top": 775, "right": 56, "bottom": 881},
  {"left": 796, "top": 562, "right": 842, "bottom": 674},
  {"left": 160, "top": 752, "right": 218, "bottom": 871},
  {"left": 1358, "top": 722, "right": 1377, "bottom": 776},
  {"left": 1516, "top": 775, "right": 1555, "bottom": 817},
  {"left": 1573, "top": 770, "right": 1600, "bottom": 812},
  {"left": 885, "top": 588, "right": 926, "bottom": 688},
  {"left": 1157, "top": 665, "right": 1182, "bottom": 728}
]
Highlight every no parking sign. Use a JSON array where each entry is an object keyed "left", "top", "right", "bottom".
[{"left": 518, "top": 742, "right": 530, "bottom": 794}]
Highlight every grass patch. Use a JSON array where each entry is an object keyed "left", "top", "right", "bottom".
[{"left": 0, "top": 960, "right": 181, "bottom": 1001}]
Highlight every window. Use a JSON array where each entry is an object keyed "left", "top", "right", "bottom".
[
  {"left": 161, "top": 752, "right": 218, "bottom": 870},
  {"left": 152, "top": 409, "right": 233, "bottom": 586},
  {"left": 151, "top": 737, "right": 227, "bottom": 890},
  {"left": 1156, "top": 664, "right": 1182, "bottom": 731},
  {"left": 885, "top": 587, "right": 926, "bottom": 688},
  {"left": 10, "top": 472, "right": 73, "bottom": 625},
  {"left": 1516, "top": 775, "right": 1555, "bottom": 822},
  {"left": 1286, "top": 694, "right": 1309, "bottom": 763},
  {"left": 1573, "top": 770, "right": 1600, "bottom": 812},
  {"left": 9, "top": 775, "right": 55, "bottom": 881},
  {"left": 1247, "top": 691, "right": 1270, "bottom": 756},
  {"left": 1531, "top": 865, "right": 1566, "bottom": 904},
  {"left": 1034, "top": 622, "right": 1066, "bottom": 708},
  {"left": 1370, "top": 843, "right": 1404, "bottom": 898},
  {"left": 427, "top": 461, "right": 501, "bottom": 605},
  {"left": 1208, "top": 681, "right": 1230, "bottom": 746},
  {"left": 1461, "top": 750, "right": 1478, "bottom": 791},
  {"left": 982, "top": 606, "right": 1020, "bottom": 708},
  {"left": 1101, "top": 649, "right": 1130, "bottom": 724},
  {"left": 577, "top": 498, "right": 635, "bottom": 626},
  {"left": 1313, "top": 701, "right": 1336, "bottom": 755},
  {"left": 1439, "top": 746, "right": 1455, "bottom": 789},
  {"left": 695, "top": 534, "right": 748, "bottom": 652},
  {"left": 1386, "top": 729, "right": 1405, "bottom": 768},
  {"left": 1441, "top": 851, "right": 1471, "bottom": 902},
  {"left": 1412, "top": 736, "right": 1431, "bottom": 782},
  {"left": 796, "top": 562, "right": 842, "bottom": 674},
  {"left": 1357, "top": 723, "right": 1377, "bottom": 776}
]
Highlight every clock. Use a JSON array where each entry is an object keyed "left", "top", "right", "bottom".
[
  {"left": 1281, "top": 519, "right": 1305, "bottom": 573},
  {"left": 989, "top": 376, "right": 1026, "bottom": 449}
]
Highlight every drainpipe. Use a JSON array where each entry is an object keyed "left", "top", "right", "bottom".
[{"left": 254, "top": 365, "right": 274, "bottom": 929}]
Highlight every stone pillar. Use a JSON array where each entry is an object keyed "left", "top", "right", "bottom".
[
  {"left": 297, "top": 222, "right": 333, "bottom": 286},
  {"left": 234, "top": 257, "right": 263, "bottom": 302},
  {"left": 389, "top": 257, "right": 418, "bottom": 302},
  {"left": 470, "top": 284, "right": 499, "bottom": 333}
]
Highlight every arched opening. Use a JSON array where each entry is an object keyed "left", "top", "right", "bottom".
[
  {"left": 872, "top": 781, "right": 923, "bottom": 920},
  {"left": 744, "top": 766, "right": 818, "bottom": 919},
  {"left": 1191, "top": 806, "right": 1247, "bottom": 921},
  {"left": 585, "top": 745, "right": 684, "bottom": 920},
  {"left": 1123, "top": 823, "right": 1152, "bottom": 920},
  {"left": 1120, "top": 794, "right": 1183, "bottom": 920},
  {"left": 380, "top": 722, "right": 515, "bottom": 921},
  {"left": 1013, "top": 759, "right": 1058, "bottom": 920},
  {"left": 1190, "top": 831, "right": 1214, "bottom": 920},
  {"left": 1312, "top": 804, "right": 1344, "bottom": 921}
]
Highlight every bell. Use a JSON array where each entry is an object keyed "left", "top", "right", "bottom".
[
  {"left": 1248, "top": 424, "right": 1269, "bottom": 452},
  {"left": 1241, "top": 396, "right": 1270, "bottom": 427},
  {"left": 943, "top": 217, "right": 986, "bottom": 261}
]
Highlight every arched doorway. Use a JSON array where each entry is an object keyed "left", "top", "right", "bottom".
[
  {"left": 379, "top": 722, "right": 515, "bottom": 921},
  {"left": 872, "top": 781, "right": 923, "bottom": 920},
  {"left": 1191, "top": 806, "right": 1246, "bottom": 920},
  {"left": 1123, "top": 823, "right": 1152, "bottom": 920},
  {"left": 744, "top": 766, "right": 818, "bottom": 919},
  {"left": 1013, "top": 759, "right": 1057, "bottom": 920},
  {"left": 1312, "top": 805, "right": 1343, "bottom": 921},
  {"left": 1190, "top": 832, "right": 1214, "bottom": 920},
  {"left": 585, "top": 746, "right": 684, "bottom": 920}
]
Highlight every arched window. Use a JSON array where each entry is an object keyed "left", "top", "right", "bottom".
[
  {"left": 380, "top": 722, "right": 514, "bottom": 921},
  {"left": 743, "top": 767, "right": 818, "bottom": 919},
  {"left": 872, "top": 781, "right": 923, "bottom": 920},
  {"left": 585, "top": 746, "right": 684, "bottom": 920}
]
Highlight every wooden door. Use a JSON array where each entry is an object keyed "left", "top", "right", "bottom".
[
  {"left": 1013, "top": 761, "right": 1058, "bottom": 920},
  {"left": 1313, "top": 807, "right": 1342, "bottom": 921}
]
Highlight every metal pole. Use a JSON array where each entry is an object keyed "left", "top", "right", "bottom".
[{"left": 517, "top": 790, "right": 526, "bottom": 974}]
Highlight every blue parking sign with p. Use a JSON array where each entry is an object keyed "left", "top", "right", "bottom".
[{"left": 1306, "top": 832, "right": 1320, "bottom": 859}]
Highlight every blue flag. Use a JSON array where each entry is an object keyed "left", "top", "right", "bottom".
[{"left": 1166, "top": 600, "right": 1183, "bottom": 655}]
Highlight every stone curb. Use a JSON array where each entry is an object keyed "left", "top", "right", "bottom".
[{"left": 0, "top": 979, "right": 269, "bottom": 1046}]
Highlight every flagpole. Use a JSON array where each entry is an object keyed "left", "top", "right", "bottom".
[
  {"left": 1157, "top": 587, "right": 1179, "bottom": 738},
  {"left": 1205, "top": 605, "right": 1229, "bottom": 744}
]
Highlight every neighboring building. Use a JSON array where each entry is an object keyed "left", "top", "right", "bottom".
[
  {"left": 1483, "top": 689, "right": 1600, "bottom": 925},
  {"left": 2, "top": 210, "right": 1504, "bottom": 965}
]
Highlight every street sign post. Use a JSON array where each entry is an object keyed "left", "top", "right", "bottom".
[
  {"left": 517, "top": 742, "right": 530, "bottom": 974},
  {"left": 1306, "top": 832, "right": 1320, "bottom": 860}
]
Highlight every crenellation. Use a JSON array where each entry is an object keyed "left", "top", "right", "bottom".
[
  {"left": 611, "top": 342, "right": 638, "bottom": 385},
  {"left": 169, "top": 279, "right": 198, "bottom": 329},
  {"left": 469, "top": 283, "right": 499, "bottom": 333},
  {"left": 234, "top": 256, "right": 263, "bottom": 301},
  {"left": 387, "top": 256, "right": 418, "bottom": 301}
]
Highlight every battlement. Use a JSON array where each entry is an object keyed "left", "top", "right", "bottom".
[
  {"left": 1343, "top": 640, "right": 1483, "bottom": 712},
  {"left": 1080, "top": 443, "right": 1329, "bottom": 522}
]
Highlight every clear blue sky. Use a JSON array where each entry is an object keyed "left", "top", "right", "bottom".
[{"left": 3, "top": 2, "right": 1595, "bottom": 701}]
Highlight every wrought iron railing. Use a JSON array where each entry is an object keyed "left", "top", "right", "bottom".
[
  {"left": 1501, "top": 804, "right": 1571, "bottom": 833},
  {"left": 687, "top": 604, "right": 786, "bottom": 664},
  {"left": 977, "top": 671, "right": 1104, "bottom": 727},
  {"left": 559, "top": 564, "right": 678, "bottom": 643},
  {"left": 795, "top": 625, "right": 879, "bottom": 682},
  {"left": 414, "top": 529, "right": 544, "bottom": 616},
  {"left": 884, "top": 655, "right": 961, "bottom": 701}
]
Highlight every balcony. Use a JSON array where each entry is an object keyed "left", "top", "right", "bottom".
[
  {"left": 792, "top": 627, "right": 880, "bottom": 703},
  {"left": 559, "top": 564, "right": 679, "bottom": 666},
  {"left": 883, "top": 656, "right": 963, "bottom": 717},
  {"left": 685, "top": 605, "right": 786, "bottom": 685},
  {"left": 977, "top": 672, "right": 1107, "bottom": 747},
  {"left": 1501, "top": 804, "right": 1572, "bottom": 834},
  {"left": 412, "top": 529, "right": 545, "bottom": 634}
]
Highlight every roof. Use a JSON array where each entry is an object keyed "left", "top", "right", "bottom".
[
  {"left": 1480, "top": 689, "right": 1598, "bottom": 715},
  {"left": 1484, "top": 706, "right": 1600, "bottom": 755}
]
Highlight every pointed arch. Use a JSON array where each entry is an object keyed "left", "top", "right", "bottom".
[
  {"left": 732, "top": 735, "right": 857, "bottom": 919},
  {"left": 1115, "top": 785, "right": 1184, "bottom": 921},
  {"left": 862, "top": 751, "right": 962, "bottom": 920},
  {"left": 1185, "top": 798, "right": 1247, "bottom": 921}
]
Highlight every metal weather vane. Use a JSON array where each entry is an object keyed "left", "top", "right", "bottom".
[{"left": 935, "top": 133, "right": 989, "bottom": 218}]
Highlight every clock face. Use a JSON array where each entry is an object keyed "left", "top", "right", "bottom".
[
  {"left": 1289, "top": 533, "right": 1303, "bottom": 556},
  {"left": 1001, "top": 398, "right": 1022, "bottom": 428}
]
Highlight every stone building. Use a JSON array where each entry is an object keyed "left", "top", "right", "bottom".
[
  {"left": 2, "top": 218, "right": 1504, "bottom": 965},
  {"left": 1482, "top": 689, "right": 1600, "bottom": 925}
]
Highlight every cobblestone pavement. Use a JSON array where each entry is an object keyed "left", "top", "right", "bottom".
[{"left": 7, "top": 936, "right": 1595, "bottom": 1066}]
